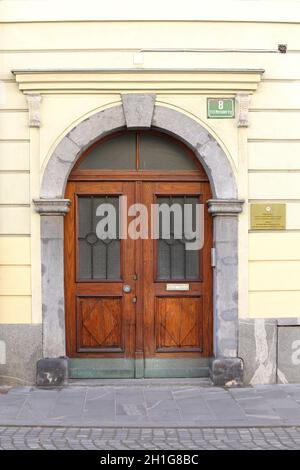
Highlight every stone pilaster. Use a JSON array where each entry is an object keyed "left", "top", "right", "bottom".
[
  {"left": 207, "top": 198, "right": 244, "bottom": 385},
  {"left": 33, "top": 199, "right": 70, "bottom": 360}
]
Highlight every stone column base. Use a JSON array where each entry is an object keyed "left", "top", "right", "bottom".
[
  {"left": 210, "top": 357, "right": 244, "bottom": 386},
  {"left": 36, "top": 357, "right": 68, "bottom": 387}
]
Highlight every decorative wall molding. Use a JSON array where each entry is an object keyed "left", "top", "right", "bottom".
[
  {"left": 33, "top": 198, "right": 71, "bottom": 215},
  {"left": 236, "top": 92, "right": 251, "bottom": 127},
  {"left": 13, "top": 68, "right": 264, "bottom": 94},
  {"left": 122, "top": 93, "right": 156, "bottom": 128},
  {"left": 207, "top": 198, "right": 244, "bottom": 215},
  {"left": 26, "top": 93, "right": 42, "bottom": 127}
]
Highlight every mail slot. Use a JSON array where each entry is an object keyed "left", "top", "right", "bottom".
[{"left": 166, "top": 284, "right": 190, "bottom": 291}]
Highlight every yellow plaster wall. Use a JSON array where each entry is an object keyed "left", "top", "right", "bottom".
[
  {"left": 0, "top": 7, "right": 300, "bottom": 323},
  {"left": 0, "top": 297, "right": 31, "bottom": 324},
  {"left": 0, "top": 238, "right": 30, "bottom": 265}
]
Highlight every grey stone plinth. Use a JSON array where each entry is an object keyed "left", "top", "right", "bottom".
[
  {"left": 278, "top": 326, "right": 300, "bottom": 384},
  {"left": 0, "top": 325, "right": 42, "bottom": 385},
  {"left": 121, "top": 93, "right": 156, "bottom": 128},
  {"left": 238, "top": 319, "right": 277, "bottom": 385},
  {"left": 36, "top": 357, "right": 68, "bottom": 387},
  {"left": 210, "top": 357, "right": 244, "bottom": 386}
]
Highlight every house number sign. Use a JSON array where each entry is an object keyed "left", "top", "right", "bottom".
[{"left": 207, "top": 98, "right": 235, "bottom": 118}]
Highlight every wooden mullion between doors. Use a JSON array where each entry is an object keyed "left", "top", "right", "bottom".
[
  {"left": 134, "top": 180, "right": 144, "bottom": 364},
  {"left": 136, "top": 132, "right": 140, "bottom": 170}
]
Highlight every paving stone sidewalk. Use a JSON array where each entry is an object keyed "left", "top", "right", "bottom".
[
  {"left": 1, "top": 380, "right": 300, "bottom": 428},
  {"left": 1, "top": 425, "right": 300, "bottom": 450}
]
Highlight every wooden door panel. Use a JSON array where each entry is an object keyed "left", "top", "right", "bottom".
[
  {"left": 65, "top": 181, "right": 136, "bottom": 359},
  {"left": 65, "top": 177, "right": 213, "bottom": 374},
  {"left": 150, "top": 181, "right": 202, "bottom": 194},
  {"left": 77, "top": 296, "right": 123, "bottom": 352},
  {"left": 76, "top": 283, "right": 123, "bottom": 295},
  {"left": 142, "top": 180, "right": 213, "bottom": 360},
  {"left": 155, "top": 296, "right": 203, "bottom": 352},
  {"left": 65, "top": 131, "right": 213, "bottom": 377},
  {"left": 73, "top": 181, "right": 126, "bottom": 194}
]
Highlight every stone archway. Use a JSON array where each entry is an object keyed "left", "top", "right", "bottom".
[{"left": 34, "top": 94, "right": 244, "bottom": 385}]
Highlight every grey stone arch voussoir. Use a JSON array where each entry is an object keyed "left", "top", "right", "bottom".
[{"left": 34, "top": 94, "right": 244, "bottom": 386}]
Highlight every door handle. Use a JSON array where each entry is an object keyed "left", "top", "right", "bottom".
[{"left": 123, "top": 284, "right": 131, "bottom": 293}]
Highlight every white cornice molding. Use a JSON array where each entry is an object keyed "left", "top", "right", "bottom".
[
  {"left": 12, "top": 68, "right": 264, "bottom": 95},
  {"left": 12, "top": 68, "right": 265, "bottom": 74},
  {"left": 2, "top": 1, "right": 300, "bottom": 24}
]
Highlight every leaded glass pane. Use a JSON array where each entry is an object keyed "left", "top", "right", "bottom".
[
  {"left": 157, "top": 196, "right": 200, "bottom": 280},
  {"left": 79, "top": 239, "right": 92, "bottom": 279},
  {"left": 78, "top": 196, "right": 121, "bottom": 280},
  {"left": 157, "top": 239, "right": 170, "bottom": 280}
]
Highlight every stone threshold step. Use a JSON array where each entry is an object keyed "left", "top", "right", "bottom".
[{"left": 68, "top": 378, "right": 213, "bottom": 387}]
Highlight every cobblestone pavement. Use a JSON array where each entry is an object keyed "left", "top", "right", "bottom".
[{"left": 0, "top": 426, "right": 300, "bottom": 450}]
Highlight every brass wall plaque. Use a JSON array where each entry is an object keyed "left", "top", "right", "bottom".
[{"left": 250, "top": 203, "right": 286, "bottom": 230}]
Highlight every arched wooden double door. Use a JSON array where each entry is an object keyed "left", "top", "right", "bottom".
[{"left": 65, "top": 131, "right": 213, "bottom": 378}]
